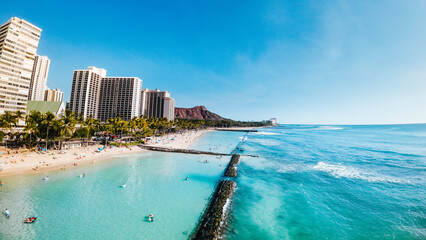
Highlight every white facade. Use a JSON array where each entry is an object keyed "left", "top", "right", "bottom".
[
  {"left": 141, "top": 89, "right": 175, "bottom": 120},
  {"left": 69, "top": 66, "right": 106, "bottom": 119},
  {"left": 139, "top": 89, "right": 147, "bottom": 118},
  {"left": 163, "top": 97, "right": 175, "bottom": 121},
  {"left": 45, "top": 88, "right": 64, "bottom": 102},
  {"left": 28, "top": 55, "right": 50, "bottom": 101},
  {"left": 0, "top": 17, "right": 41, "bottom": 113}
]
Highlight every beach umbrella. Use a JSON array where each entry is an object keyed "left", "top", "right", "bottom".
[
  {"left": 98, "top": 148, "right": 103, "bottom": 151},
  {"left": 41, "top": 148, "right": 47, "bottom": 152}
]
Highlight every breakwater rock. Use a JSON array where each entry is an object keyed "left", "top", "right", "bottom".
[
  {"left": 224, "top": 154, "right": 240, "bottom": 177},
  {"left": 191, "top": 180, "right": 236, "bottom": 240},
  {"left": 138, "top": 145, "right": 232, "bottom": 156}
]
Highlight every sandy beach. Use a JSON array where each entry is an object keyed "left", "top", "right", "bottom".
[{"left": 0, "top": 129, "right": 210, "bottom": 177}]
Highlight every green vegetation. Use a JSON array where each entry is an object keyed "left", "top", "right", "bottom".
[{"left": 0, "top": 110, "right": 272, "bottom": 150}]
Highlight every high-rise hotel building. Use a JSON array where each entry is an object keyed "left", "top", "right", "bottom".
[
  {"left": 141, "top": 89, "right": 175, "bottom": 120},
  {"left": 69, "top": 66, "right": 174, "bottom": 121},
  {"left": 69, "top": 66, "right": 106, "bottom": 119},
  {"left": 44, "top": 88, "right": 64, "bottom": 102},
  {"left": 98, "top": 77, "right": 142, "bottom": 122},
  {"left": 0, "top": 17, "right": 41, "bottom": 113},
  {"left": 28, "top": 55, "right": 50, "bottom": 101}
]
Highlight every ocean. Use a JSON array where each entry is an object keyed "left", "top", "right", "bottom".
[
  {"left": 226, "top": 124, "right": 426, "bottom": 239},
  {"left": 0, "top": 125, "right": 425, "bottom": 239}
]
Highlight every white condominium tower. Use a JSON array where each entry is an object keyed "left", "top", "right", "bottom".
[
  {"left": 98, "top": 77, "right": 142, "bottom": 122},
  {"left": 141, "top": 89, "right": 175, "bottom": 120},
  {"left": 0, "top": 17, "right": 41, "bottom": 113},
  {"left": 69, "top": 66, "right": 106, "bottom": 119},
  {"left": 29, "top": 55, "right": 50, "bottom": 101}
]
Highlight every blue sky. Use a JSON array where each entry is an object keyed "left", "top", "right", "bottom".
[{"left": 1, "top": 0, "right": 426, "bottom": 124}]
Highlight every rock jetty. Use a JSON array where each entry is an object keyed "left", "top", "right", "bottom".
[
  {"left": 224, "top": 154, "right": 240, "bottom": 177},
  {"left": 191, "top": 180, "right": 236, "bottom": 240}
]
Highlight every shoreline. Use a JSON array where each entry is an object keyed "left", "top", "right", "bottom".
[{"left": 0, "top": 129, "right": 211, "bottom": 177}]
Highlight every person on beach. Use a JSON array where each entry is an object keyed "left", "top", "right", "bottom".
[
  {"left": 4, "top": 209, "right": 9, "bottom": 217},
  {"left": 0, "top": 181, "right": 3, "bottom": 186}
]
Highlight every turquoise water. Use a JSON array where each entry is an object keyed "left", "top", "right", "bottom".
[
  {"left": 1, "top": 126, "right": 425, "bottom": 239},
  {"left": 0, "top": 134, "right": 241, "bottom": 240},
  {"left": 226, "top": 124, "right": 426, "bottom": 239}
]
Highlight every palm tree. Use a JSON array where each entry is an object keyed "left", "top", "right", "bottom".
[
  {"left": 117, "top": 120, "right": 128, "bottom": 144},
  {"left": 24, "top": 111, "right": 40, "bottom": 148},
  {"left": 15, "top": 110, "right": 24, "bottom": 126},
  {"left": 42, "top": 112, "right": 55, "bottom": 150},
  {"left": 0, "top": 112, "right": 18, "bottom": 148},
  {"left": 52, "top": 118, "right": 64, "bottom": 149},
  {"left": 62, "top": 110, "right": 77, "bottom": 141},
  {"left": 83, "top": 116, "right": 97, "bottom": 147}
]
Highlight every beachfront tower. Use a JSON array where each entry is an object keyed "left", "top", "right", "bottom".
[
  {"left": 141, "top": 89, "right": 175, "bottom": 120},
  {"left": 98, "top": 77, "right": 142, "bottom": 121},
  {"left": 44, "top": 88, "right": 64, "bottom": 102},
  {"left": 29, "top": 55, "right": 50, "bottom": 101},
  {"left": 69, "top": 66, "right": 106, "bottom": 119},
  {"left": 0, "top": 17, "right": 42, "bottom": 113}
]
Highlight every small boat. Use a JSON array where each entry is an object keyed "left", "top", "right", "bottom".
[
  {"left": 23, "top": 217, "right": 37, "bottom": 223},
  {"left": 121, "top": 184, "right": 126, "bottom": 188},
  {"left": 4, "top": 211, "right": 10, "bottom": 218},
  {"left": 43, "top": 177, "right": 49, "bottom": 181},
  {"left": 148, "top": 214, "right": 154, "bottom": 222}
]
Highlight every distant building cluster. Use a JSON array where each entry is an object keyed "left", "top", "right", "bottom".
[
  {"left": 68, "top": 66, "right": 174, "bottom": 121},
  {"left": 0, "top": 17, "right": 64, "bottom": 116},
  {"left": 263, "top": 118, "right": 278, "bottom": 126},
  {"left": 0, "top": 17, "right": 175, "bottom": 121}
]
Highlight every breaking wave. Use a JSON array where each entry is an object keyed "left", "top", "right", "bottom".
[
  {"left": 315, "top": 126, "right": 344, "bottom": 130},
  {"left": 312, "top": 162, "right": 410, "bottom": 184},
  {"left": 255, "top": 131, "right": 280, "bottom": 135},
  {"left": 249, "top": 138, "right": 282, "bottom": 146}
]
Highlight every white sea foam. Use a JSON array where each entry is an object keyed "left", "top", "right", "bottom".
[
  {"left": 276, "top": 165, "right": 298, "bottom": 173},
  {"left": 220, "top": 198, "right": 231, "bottom": 226},
  {"left": 250, "top": 138, "right": 281, "bottom": 146},
  {"left": 255, "top": 131, "right": 280, "bottom": 135},
  {"left": 312, "top": 161, "right": 410, "bottom": 184},
  {"left": 316, "top": 126, "right": 344, "bottom": 130}
]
